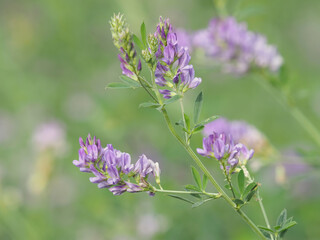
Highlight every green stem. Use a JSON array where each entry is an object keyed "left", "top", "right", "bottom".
[
  {"left": 137, "top": 76, "right": 158, "bottom": 103},
  {"left": 289, "top": 106, "right": 320, "bottom": 148},
  {"left": 256, "top": 74, "right": 320, "bottom": 149},
  {"left": 242, "top": 166, "right": 273, "bottom": 240},
  {"left": 142, "top": 64, "right": 265, "bottom": 239},
  {"left": 179, "top": 98, "right": 188, "bottom": 143},
  {"left": 161, "top": 107, "right": 266, "bottom": 239},
  {"left": 225, "top": 169, "right": 236, "bottom": 199},
  {"left": 257, "top": 189, "right": 271, "bottom": 228},
  {"left": 213, "top": 0, "right": 228, "bottom": 17}
]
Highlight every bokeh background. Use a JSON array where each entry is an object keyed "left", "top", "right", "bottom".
[{"left": 1, "top": 0, "right": 320, "bottom": 239}]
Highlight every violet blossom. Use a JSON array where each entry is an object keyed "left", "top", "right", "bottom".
[
  {"left": 73, "top": 134, "right": 161, "bottom": 196},
  {"left": 110, "top": 14, "right": 141, "bottom": 80},
  {"left": 153, "top": 17, "right": 202, "bottom": 98},
  {"left": 192, "top": 17, "right": 283, "bottom": 74},
  {"left": 197, "top": 132, "right": 254, "bottom": 174},
  {"left": 204, "top": 117, "right": 270, "bottom": 156}
]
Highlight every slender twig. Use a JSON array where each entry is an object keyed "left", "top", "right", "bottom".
[
  {"left": 221, "top": 162, "right": 236, "bottom": 198},
  {"left": 137, "top": 76, "right": 158, "bottom": 103},
  {"left": 242, "top": 165, "right": 273, "bottom": 240},
  {"left": 142, "top": 63, "right": 266, "bottom": 239},
  {"left": 160, "top": 107, "right": 266, "bottom": 239},
  {"left": 256, "top": 73, "right": 320, "bottom": 149},
  {"left": 179, "top": 98, "right": 189, "bottom": 143}
]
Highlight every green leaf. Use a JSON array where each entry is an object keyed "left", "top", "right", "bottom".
[
  {"left": 279, "top": 221, "right": 297, "bottom": 238},
  {"left": 243, "top": 182, "right": 257, "bottom": 198},
  {"left": 202, "top": 174, "right": 208, "bottom": 190},
  {"left": 280, "top": 221, "right": 297, "bottom": 232},
  {"left": 195, "top": 115, "right": 219, "bottom": 128},
  {"left": 277, "top": 209, "right": 287, "bottom": 227},
  {"left": 184, "top": 114, "right": 190, "bottom": 131},
  {"left": 168, "top": 195, "right": 194, "bottom": 204},
  {"left": 106, "top": 82, "right": 133, "bottom": 89},
  {"left": 119, "top": 75, "right": 141, "bottom": 88},
  {"left": 132, "top": 34, "right": 144, "bottom": 50},
  {"left": 224, "top": 184, "right": 231, "bottom": 190},
  {"left": 181, "top": 128, "right": 189, "bottom": 133},
  {"left": 258, "top": 226, "right": 274, "bottom": 233},
  {"left": 163, "top": 95, "right": 182, "bottom": 105},
  {"left": 192, "top": 125, "right": 204, "bottom": 134},
  {"left": 244, "top": 184, "right": 258, "bottom": 202},
  {"left": 191, "top": 166, "right": 202, "bottom": 189},
  {"left": 233, "top": 199, "right": 244, "bottom": 207},
  {"left": 140, "top": 22, "right": 147, "bottom": 47},
  {"left": 192, "top": 198, "right": 213, "bottom": 208},
  {"left": 139, "top": 102, "right": 160, "bottom": 108},
  {"left": 185, "top": 184, "right": 201, "bottom": 192},
  {"left": 238, "top": 170, "right": 245, "bottom": 195},
  {"left": 190, "top": 193, "right": 201, "bottom": 199},
  {"left": 258, "top": 229, "right": 272, "bottom": 239},
  {"left": 274, "top": 225, "right": 281, "bottom": 231},
  {"left": 193, "top": 92, "right": 203, "bottom": 124}
]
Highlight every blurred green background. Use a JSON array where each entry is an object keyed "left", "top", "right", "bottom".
[{"left": 1, "top": 0, "right": 320, "bottom": 239}]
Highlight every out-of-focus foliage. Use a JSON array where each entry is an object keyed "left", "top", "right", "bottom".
[{"left": 1, "top": 0, "right": 320, "bottom": 239}]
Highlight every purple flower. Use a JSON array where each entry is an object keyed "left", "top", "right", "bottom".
[
  {"left": 110, "top": 14, "right": 141, "bottom": 81},
  {"left": 153, "top": 17, "right": 201, "bottom": 98},
  {"left": 134, "top": 154, "right": 154, "bottom": 178},
  {"left": 191, "top": 17, "right": 283, "bottom": 74},
  {"left": 73, "top": 135, "right": 161, "bottom": 196},
  {"left": 109, "top": 185, "right": 127, "bottom": 195},
  {"left": 203, "top": 117, "right": 268, "bottom": 156},
  {"left": 159, "top": 89, "right": 174, "bottom": 99},
  {"left": 125, "top": 181, "right": 142, "bottom": 193},
  {"left": 73, "top": 134, "right": 102, "bottom": 171},
  {"left": 197, "top": 132, "right": 253, "bottom": 174}
]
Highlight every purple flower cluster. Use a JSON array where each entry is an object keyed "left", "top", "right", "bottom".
[
  {"left": 197, "top": 132, "right": 254, "bottom": 174},
  {"left": 203, "top": 117, "right": 268, "bottom": 154},
  {"left": 73, "top": 134, "right": 160, "bottom": 195},
  {"left": 110, "top": 14, "right": 141, "bottom": 80},
  {"left": 192, "top": 17, "right": 283, "bottom": 74},
  {"left": 154, "top": 17, "right": 201, "bottom": 99}
]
